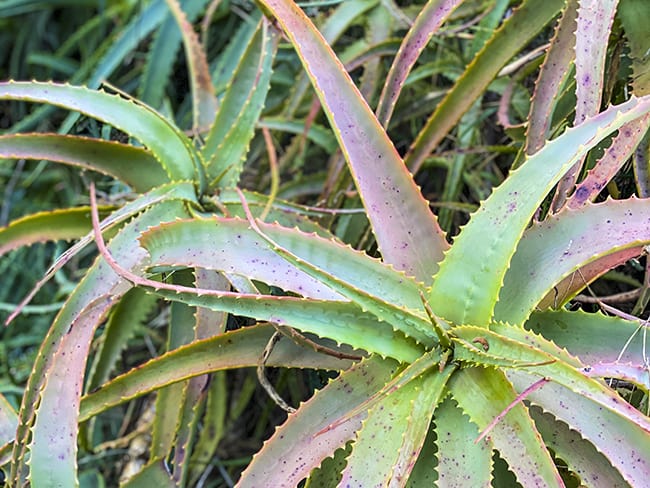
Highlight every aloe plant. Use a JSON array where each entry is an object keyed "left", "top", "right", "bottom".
[{"left": 2, "top": 0, "right": 650, "bottom": 486}]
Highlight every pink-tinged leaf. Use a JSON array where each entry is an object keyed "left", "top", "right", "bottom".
[
  {"left": 530, "top": 405, "right": 629, "bottom": 488},
  {"left": 257, "top": 0, "right": 448, "bottom": 284},
  {"left": 585, "top": 362, "right": 650, "bottom": 391},
  {"left": 375, "top": 0, "right": 462, "bottom": 127},
  {"left": 567, "top": 114, "right": 650, "bottom": 208},
  {"left": 8, "top": 201, "right": 187, "bottom": 484},
  {"left": 80, "top": 323, "right": 356, "bottom": 421},
  {"left": 236, "top": 357, "right": 397, "bottom": 487},
  {"left": 574, "top": 0, "right": 619, "bottom": 125},
  {"left": 450, "top": 367, "right": 564, "bottom": 487},
  {"left": 0, "top": 134, "right": 169, "bottom": 192},
  {"left": 0, "top": 81, "right": 197, "bottom": 181},
  {"left": 552, "top": 0, "right": 620, "bottom": 209},
  {"left": 404, "top": 0, "right": 565, "bottom": 172},
  {"left": 536, "top": 247, "right": 643, "bottom": 310},
  {"left": 525, "top": 309, "right": 647, "bottom": 367},
  {"left": 496, "top": 198, "right": 650, "bottom": 325},
  {"left": 28, "top": 296, "right": 115, "bottom": 487},
  {"left": 5, "top": 181, "right": 196, "bottom": 323},
  {"left": 525, "top": 0, "right": 578, "bottom": 155},
  {"left": 509, "top": 370, "right": 650, "bottom": 487},
  {"left": 0, "top": 206, "right": 113, "bottom": 258},
  {"left": 164, "top": 0, "right": 218, "bottom": 132}
]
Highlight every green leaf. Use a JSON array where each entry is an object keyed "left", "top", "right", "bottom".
[
  {"left": 450, "top": 367, "right": 563, "bottom": 487},
  {"left": 0, "top": 206, "right": 113, "bottom": 257},
  {"left": 140, "top": 217, "right": 435, "bottom": 344},
  {"left": 0, "top": 81, "right": 197, "bottom": 181},
  {"left": 257, "top": 0, "right": 449, "bottom": 283},
  {"left": 80, "top": 324, "right": 356, "bottom": 421},
  {"left": 428, "top": 95, "right": 650, "bottom": 327},
  {"left": 120, "top": 459, "right": 175, "bottom": 488},
  {"left": 452, "top": 325, "right": 650, "bottom": 435},
  {"left": 434, "top": 397, "right": 492, "bottom": 487},
  {"left": 202, "top": 21, "right": 278, "bottom": 187},
  {"left": 339, "top": 370, "right": 445, "bottom": 486},
  {"left": 237, "top": 357, "right": 397, "bottom": 486},
  {"left": 0, "top": 134, "right": 170, "bottom": 191},
  {"left": 0, "top": 393, "right": 18, "bottom": 465},
  {"left": 525, "top": 309, "right": 647, "bottom": 367}
]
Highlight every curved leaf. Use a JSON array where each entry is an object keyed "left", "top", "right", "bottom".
[
  {"left": 0, "top": 81, "right": 197, "bottom": 181},
  {"left": 257, "top": 0, "right": 448, "bottom": 283},
  {"left": 428, "top": 95, "right": 650, "bottom": 327},
  {"left": 236, "top": 357, "right": 397, "bottom": 487},
  {"left": 0, "top": 206, "right": 113, "bottom": 257},
  {"left": 495, "top": 198, "right": 650, "bottom": 324},
  {"left": 0, "top": 134, "right": 169, "bottom": 191}
]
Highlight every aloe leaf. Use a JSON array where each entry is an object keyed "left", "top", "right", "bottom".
[
  {"left": 525, "top": 0, "right": 578, "bottom": 155},
  {"left": 0, "top": 81, "right": 197, "bottom": 181},
  {"left": 5, "top": 181, "right": 197, "bottom": 321},
  {"left": 404, "top": 0, "right": 565, "bottom": 172},
  {"left": 8, "top": 201, "right": 186, "bottom": 485},
  {"left": 0, "top": 134, "right": 169, "bottom": 191},
  {"left": 530, "top": 405, "right": 629, "bottom": 488},
  {"left": 0, "top": 206, "right": 112, "bottom": 257},
  {"left": 567, "top": 115, "right": 650, "bottom": 207},
  {"left": 282, "top": 0, "right": 379, "bottom": 117},
  {"left": 525, "top": 309, "right": 647, "bottom": 367},
  {"left": 434, "top": 397, "right": 492, "bottom": 487},
  {"left": 140, "top": 218, "right": 342, "bottom": 300},
  {"left": 239, "top": 208, "right": 436, "bottom": 344},
  {"left": 236, "top": 357, "right": 397, "bottom": 487},
  {"left": 536, "top": 247, "right": 643, "bottom": 310},
  {"left": 552, "top": 0, "right": 619, "bottom": 209},
  {"left": 450, "top": 367, "right": 564, "bottom": 487},
  {"left": 257, "top": 0, "right": 449, "bottom": 283},
  {"left": 376, "top": 0, "right": 463, "bottom": 127},
  {"left": 452, "top": 325, "right": 650, "bottom": 434},
  {"left": 9, "top": 0, "right": 166, "bottom": 134},
  {"left": 202, "top": 21, "right": 278, "bottom": 187},
  {"left": 259, "top": 117, "right": 338, "bottom": 152},
  {"left": 80, "top": 323, "right": 353, "bottom": 421},
  {"left": 187, "top": 371, "right": 226, "bottom": 486},
  {"left": 340, "top": 369, "right": 448, "bottom": 486},
  {"left": 139, "top": 217, "right": 432, "bottom": 342},
  {"left": 28, "top": 296, "right": 116, "bottom": 488},
  {"left": 495, "top": 198, "right": 650, "bottom": 325},
  {"left": 145, "top": 288, "right": 421, "bottom": 361},
  {"left": 428, "top": 95, "right": 650, "bottom": 327},
  {"left": 165, "top": 0, "right": 218, "bottom": 131},
  {"left": 509, "top": 370, "right": 650, "bottom": 486}
]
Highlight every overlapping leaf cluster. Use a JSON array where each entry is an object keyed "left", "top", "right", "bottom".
[{"left": 1, "top": 0, "right": 650, "bottom": 486}]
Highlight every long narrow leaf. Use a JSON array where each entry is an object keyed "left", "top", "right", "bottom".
[{"left": 257, "top": 0, "right": 448, "bottom": 283}]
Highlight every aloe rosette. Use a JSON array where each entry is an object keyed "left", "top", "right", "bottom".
[{"left": 2, "top": 0, "right": 650, "bottom": 487}]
